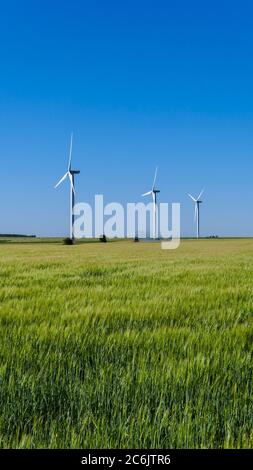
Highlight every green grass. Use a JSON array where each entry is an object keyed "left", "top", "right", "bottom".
[{"left": 0, "top": 239, "right": 252, "bottom": 448}]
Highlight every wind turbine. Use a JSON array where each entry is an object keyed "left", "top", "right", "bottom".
[
  {"left": 142, "top": 167, "right": 160, "bottom": 239},
  {"left": 55, "top": 133, "right": 80, "bottom": 241},
  {"left": 188, "top": 189, "right": 204, "bottom": 239}
]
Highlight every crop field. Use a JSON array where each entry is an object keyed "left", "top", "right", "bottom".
[{"left": 0, "top": 239, "right": 252, "bottom": 449}]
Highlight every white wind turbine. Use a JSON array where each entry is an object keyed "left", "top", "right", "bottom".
[
  {"left": 142, "top": 167, "right": 160, "bottom": 239},
  {"left": 54, "top": 133, "right": 80, "bottom": 240},
  {"left": 188, "top": 189, "right": 204, "bottom": 239}
]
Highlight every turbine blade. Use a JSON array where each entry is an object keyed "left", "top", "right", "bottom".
[
  {"left": 54, "top": 172, "right": 68, "bottom": 188},
  {"left": 142, "top": 191, "right": 152, "bottom": 197},
  {"left": 188, "top": 193, "right": 197, "bottom": 202},
  {"left": 197, "top": 188, "right": 204, "bottom": 201},
  {"left": 152, "top": 166, "right": 158, "bottom": 190},
  {"left": 68, "top": 132, "right": 73, "bottom": 171},
  {"left": 68, "top": 172, "right": 75, "bottom": 194}
]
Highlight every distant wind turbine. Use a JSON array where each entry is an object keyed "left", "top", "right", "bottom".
[
  {"left": 142, "top": 167, "right": 160, "bottom": 239},
  {"left": 188, "top": 189, "right": 204, "bottom": 239},
  {"left": 54, "top": 133, "right": 80, "bottom": 240}
]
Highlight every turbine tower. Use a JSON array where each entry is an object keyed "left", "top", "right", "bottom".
[
  {"left": 55, "top": 133, "right": 80, "bottom": 240},
  {"left": 188, "top": 189, "right": 204, "bottom": 239},
  {"left": 142, "top": 167, "right": 160, "bottom": 239}
]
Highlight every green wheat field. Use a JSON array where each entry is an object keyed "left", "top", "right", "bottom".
[{"left": 0, "top": 238, "right": 252, "bottom": 448}]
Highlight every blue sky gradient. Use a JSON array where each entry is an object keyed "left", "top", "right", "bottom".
[{"left": 0, "top": 0, "right": 253, "bottom": 237}]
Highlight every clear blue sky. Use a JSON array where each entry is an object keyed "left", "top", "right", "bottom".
[{"left": 0, "top": 0, "right": 253, "bottom": 237}]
